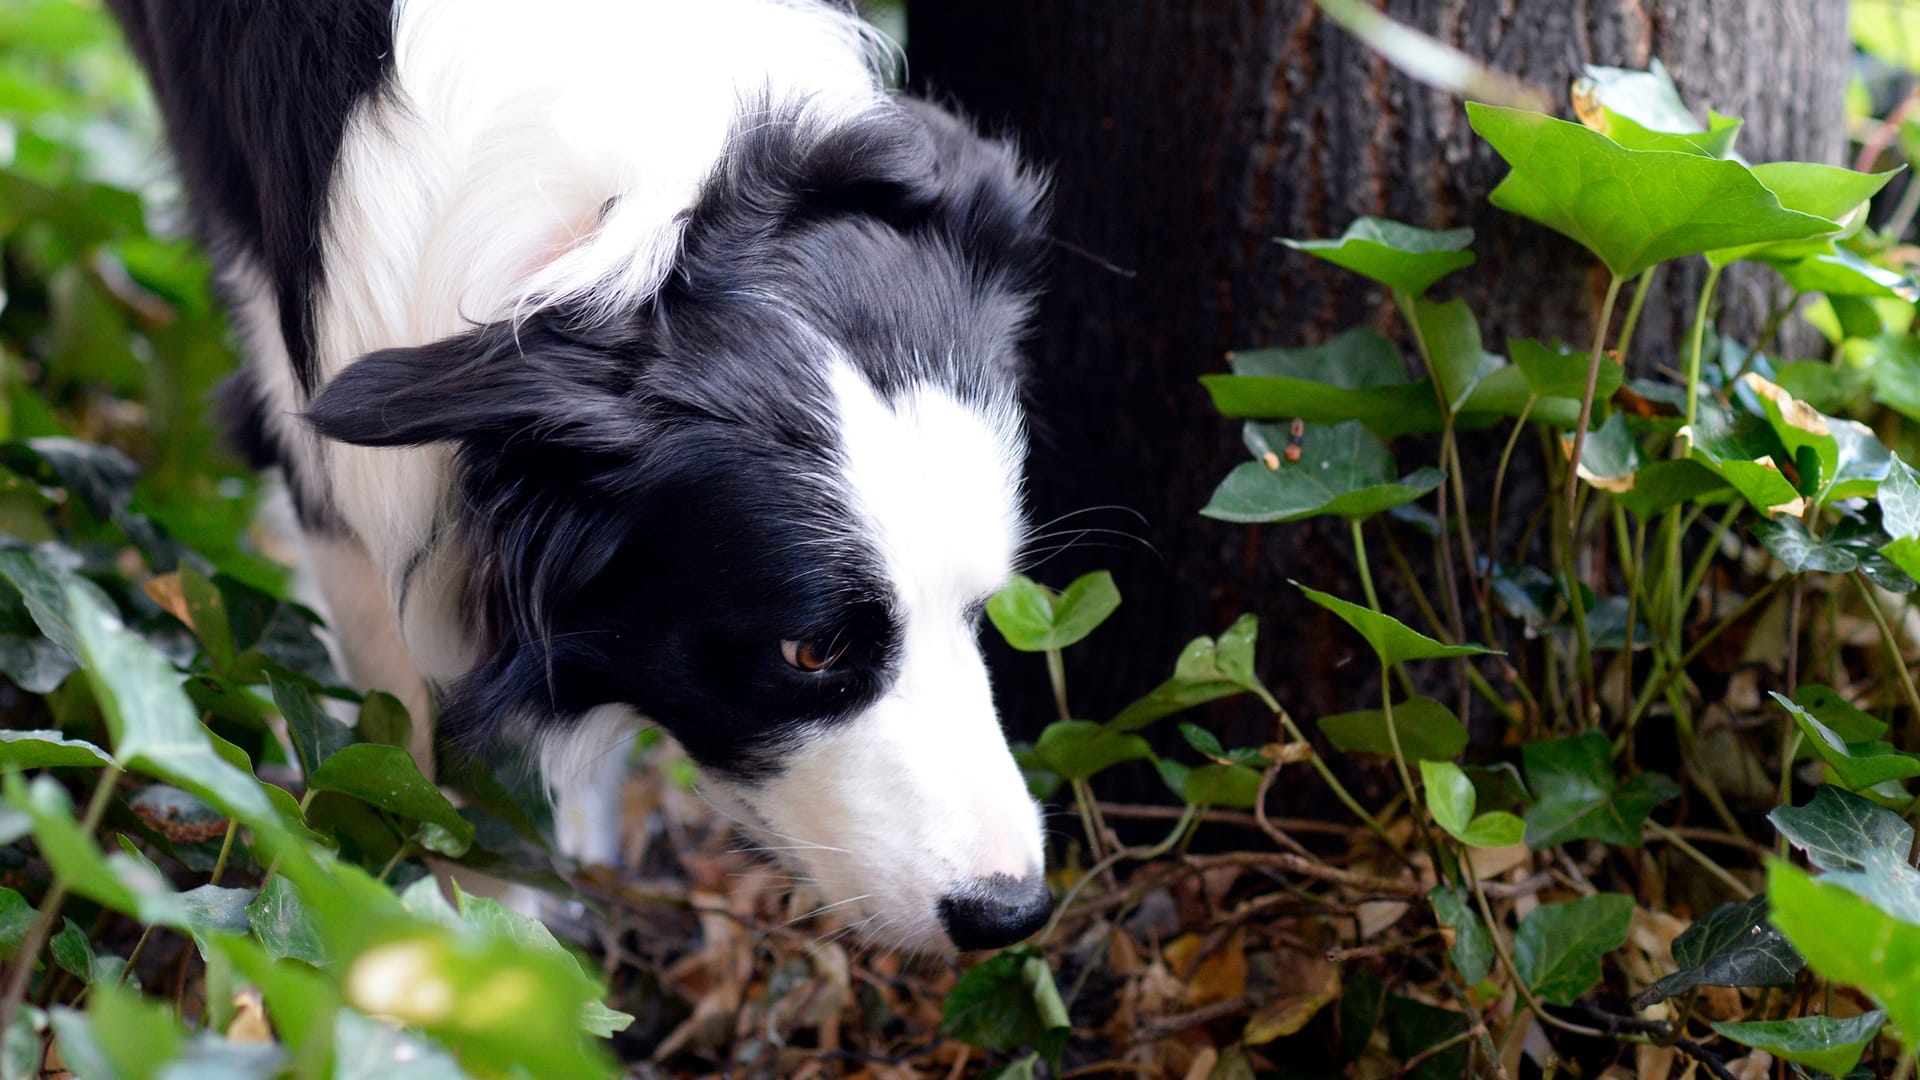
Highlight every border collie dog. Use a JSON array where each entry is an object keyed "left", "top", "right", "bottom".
[{"left": 106, "top": 0, "right": 1053, "bottom": 953}]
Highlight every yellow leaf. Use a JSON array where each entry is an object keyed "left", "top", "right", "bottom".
[
  {"left": 1164, "top": 931, "right": 1247, "bottom": 1006},
  {"left": 142, "top": 573, "right": 194, "bottom": 634}
]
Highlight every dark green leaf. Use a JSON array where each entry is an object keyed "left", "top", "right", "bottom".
[
  {"left": 1753, "top": 518, "right": 1859, "bottom": 575},
  {"left": 1279, "top": 217, "right": 1475, "bottom": 296},
  {"left": 357, "top": 692, "right": 413, "bottom": 750},
  {"left": 1768, "top": 862, "right": 1920, "bottom": 1060},
  {"left": 1428, "top": 886, "right": 1493, "bottom": 984},
  {"left": 306, "top": 744, "right": 475, "bottom": 848},
  {"left": 1384, "top": 996, "right": 1471, "bottom": 1080},
  {"left": 1203, "top": 420, "right": 1444, "bottom": 523},
  {"left": 1512, "top": 337, "right": 1625, "bottom": 402},
  {"left": 1773, "top": 693, "right": 1920, "bottom": 793},
  {"left": 271, "top": 673, "right": 351, "bottom": 778},
  {"left": 1713, "top": 1011, "right": 1884, "bottom": 1077},
  {"left": 248, "top": 875, "right": 330, "bottom": 969},
  {"left": 1632, "top": 895, "right": 1803, "bottom": 1007},
  {"left": 1317, "top": 696, "right": 1468, "bottom": 760},
  {"left": 1032, "top": 721, "right": 1151, "bottom": 783},
  {"left": 0, "top": 888, "right": 35, "bottom": 962},
  {"left": 942, "top": 950, "right": 1071, "bottom": 1066},
  {"left": 1513, "top": 893, "right": 1634, "bottom": 1005},
  {"left": 1203, "top": 329, "right": 1443, "bottom": 440},
  {"left": 1522, "top": 731, "right": 1679, "bottom": 849}
]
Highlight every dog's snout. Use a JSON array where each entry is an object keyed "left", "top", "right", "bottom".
[{"left": 937, "top": 873, "right": 1054, "bottom": 951}]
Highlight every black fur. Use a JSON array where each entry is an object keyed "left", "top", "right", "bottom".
[
  {"left": 304, "top": 103, "right": 1048, "bottom": 773},
  {"left": 110, "top": 1, "right": 1050, "bottom": 778},
  {"left": 106, "top": 0, "right": 396, "bottom": 394}
]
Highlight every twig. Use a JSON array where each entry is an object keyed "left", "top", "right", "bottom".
[
  {"left": 1180, "top": 852, "right": 1421, "bottom": 896},
  {"left": 1675, "top": 1038, "right": 1741, "bottom": 1080},
  {"left": 1392, "top": 1026, "right": 1485, "bottom": 1080},
  {"left": 1129, "top": 995, "right": 1249, "bottom": 1044}
]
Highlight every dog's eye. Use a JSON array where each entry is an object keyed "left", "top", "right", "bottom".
[{"left": 780, "top": 638, "right": 846, "bottom": 672}]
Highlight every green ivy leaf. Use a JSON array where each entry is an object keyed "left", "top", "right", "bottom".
[
  {"left": 1522, "top": 731, "right": 1679, "bottom": 849},
  {"left": 1710, "top": 163, "right": 1898, "bottom": 268},
  {"left": 1278, "top": 217, "right": 1475, "bottom": 297},
  {"left": 1794, "top": 686, "right": 1889, "bottom": 745},
  {"left": 1770, "top": 785, "right": 1920, "bottom": 923},
  {"left": 1202, "top": 329, "right": 1443, "bottom": 440},
  {"left": 453, "top": 884, "right": 632, "bottom": 1037},
  {"left": 1294, "top": 582, "right": 1499, "bottom": 666},
  {"left": 1752, "top": 518, "right": 1859, "bottom": 574},
  {"left": 1466, "top": 102, "right": 1839, "bottom": 280},
  {"left": 3, "top": 773, "right": 188, "bottom": 929},
  {"left": 1573, "top": 61, "right": 1741, "bottom": 157},
  {"left": 0, "top": 888, "right": 36, "bottom": 962},
  {"left": 357, "top": 692, "right": 414, "bottom": 751},
  {"left": 1607, "top": 460, "right": 1731, "bottom": 517},
  {"left": 1109, "top": 615, "right": 1263, "bottom": 731},
  {"left": 986, "top": 572, "right": 1121, "bottom": 653},
  {"left": 1033, "top": 721, "right": 1152, "bottom": 782},
  {"left": 1772, "top": 693, "right": 1920, "bottom": 794},
  {"left": 1684, "top": 406, "right": 1805, "bottom": 513},
  {"left": 942, "top": 950, "right": 1071, "bottom": 1066},
  {"left": 1203, "top": 421, "right": 1445, "bottom": 523},
  {"left": 1713, "top": 1011, "right": 1885, "bottom": 1077},
  {"left": 0, "top": 729, "right": 110, "bottom": 769},
  {"left": 332, "top": 1008, "right": 465, "bottom": 1079},
  {"left": 1317, "top": 696, "right": 1468, "bottom": 761},
  {"left": 1882, "top": 460, "right": 1920, "bottom": 540},
  {"left": 1511, "top": 338, "right": 1626, "bottom": 402},
  {"left": 1419, "top": 760, "right": 1525, "bottom": 849},
  {"left": 1768, "top": 861, "right": 1920, "bottom": 1056},
  {"left": 270, "top": 673, "right": 352, "bottom": 779},
  {"left": 306, "top": 745, "right": 475, "bottom": 850},
  {"left": 1384, "top": 995, "right": 1472, "bottom": 1080},
  {"left": 1428, "top": 886, "right": 1493, "bottom": 984},
  {"left": 249, "top": 874, "right": 330, "bottom": 970},
  {"left": 1776, "top": 248, "right": 1920, "bottom": 300},
  {"left": 1632, "top": 895, "right": 1803, "bottom": 1007},
  {"left": 1513, "top": 893, "right": 1634, "bottom": 1006}
]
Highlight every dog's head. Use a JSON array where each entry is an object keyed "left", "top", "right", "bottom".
[{"left": 307, "top": 99, "right": 1054, "bottom": 953}]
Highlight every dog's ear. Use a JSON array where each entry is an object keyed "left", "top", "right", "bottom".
[
  {"left": 304, "top": 320, "right": 642, "bottom": 452},
  {"left": 894, "top": 96, "right": 1051, "bottom": 287}
]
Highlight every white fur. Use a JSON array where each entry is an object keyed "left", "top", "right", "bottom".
[
  {"left": 267, "top": 0, "right": 892, "bottom": 684},
  {"left": 711, "top": 364, "right": 1041, "bottom": 952}
]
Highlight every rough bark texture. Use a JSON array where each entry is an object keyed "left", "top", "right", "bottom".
[{"left": 907, "top": 2, "right": 1850, "bottom": 753}]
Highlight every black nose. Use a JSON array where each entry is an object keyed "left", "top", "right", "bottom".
[{"left": 938, "top": 873, "right": 1054, "bottom": 951}]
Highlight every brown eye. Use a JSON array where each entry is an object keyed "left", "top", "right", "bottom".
[{"left": 780, "top": 638, "right": 846, "bottom": 672}]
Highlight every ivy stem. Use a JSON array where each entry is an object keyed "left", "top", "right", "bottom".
[
  {"left": 1353, "top": 519, "right": 1414, "bottom": 698},
  {"left": 1037, "top": 803, "right": 1197, "bottom": 947},
  {"left": 1683, "top": 262, "right": 1725, "bottom": 433},
  {"left": 0, "top": 764, "right": 125, "bottom": 1037},
  {"left": 209, "top": 819, "right": 239, "bottom": 887},
  {"left": 1562, "top": 273, "right": 1625, "bottom": 543},
  {"left": 1044, "top": 648, "right": 1071, "bottom": 722},
  {"left": 1464, "top": 853, "right": 1608, "bottom": 1039},
  {"left": 1071, "top": 778, "right": 1109, "bottom": 865},
  {"left": 1615, "top": 267, "right": 1656, "bottom": 367},
  {"left": 1849, "top": 570, "right": 1920, "bottom": 721},
  {"left": 1644, "top": 821, "right": 1752, "bottom": 899},
  {"left": 1252, "top": 684, "right": 1407, "bottom": 864},
  {"left": 375, "top": 842, "right": 414, "bottom": 885},
  {"left": 1484, "top": 400, "right": 1537, "bottom": 618}
]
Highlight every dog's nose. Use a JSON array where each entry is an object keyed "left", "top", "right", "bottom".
[{"left": 938, "top": 873, "right": 1054, "bottom": 951}]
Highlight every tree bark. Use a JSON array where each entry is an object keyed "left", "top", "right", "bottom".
[{"left": 908, "top": 3, "right": 1850, "bottom": 755}]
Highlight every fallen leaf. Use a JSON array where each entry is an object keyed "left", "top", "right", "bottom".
[{"left": 1245, "top": 965, "right": 1342, "bottom": 1045}]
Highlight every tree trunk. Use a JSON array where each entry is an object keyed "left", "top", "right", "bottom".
[{"left": 908, "top": 3, "right": 1850, "bottom": 760}]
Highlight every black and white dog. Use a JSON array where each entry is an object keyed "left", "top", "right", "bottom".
[{"left": 106, "top": 0, "right": 1053, "bottom": 953}]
